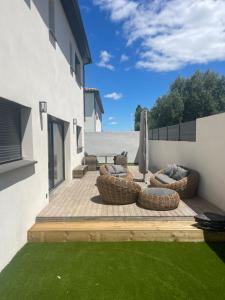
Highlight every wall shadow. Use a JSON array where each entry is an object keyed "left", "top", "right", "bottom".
[{"left": 0, "top": 165, "right": 35, "bottom": 191}]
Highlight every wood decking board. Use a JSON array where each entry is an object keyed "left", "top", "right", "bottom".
[
  {"left": 29, "top": 167, "right": 225, "bottom": 242},
  {"left": 28, "top": 221, "right": 225, "bottom": 243},
  {"left": 36, "top": 167, "right": 221, "bottom": 222}
]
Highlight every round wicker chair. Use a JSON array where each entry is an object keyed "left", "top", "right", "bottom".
[
  {"left": 150, "top": 167, "right": 199, "bottom": 199},
  {"left": 96, "top": 175, "right": 141, "bottom": 205},
  {"left": 99, "top": 165, "right": 133, "bottom": 181}
]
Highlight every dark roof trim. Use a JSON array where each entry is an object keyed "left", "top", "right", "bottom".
[
  {"left": 60, "top": 0, "right": 92, "bottom": 65},
  {"left": 85, "top": 88, "right": 104, "bottom": 114}
]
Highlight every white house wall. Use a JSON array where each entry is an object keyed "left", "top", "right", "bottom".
[
  {"left": 84, "top": 93, "right": 95, "bottom": 132},
  {"left": 0, "top": 0, "right": 85, "bottom": 271},
  {"left": 95, "top": 101, "right": 102, "bottom": 132}
]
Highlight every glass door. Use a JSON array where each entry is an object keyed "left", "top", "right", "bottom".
[{"left": 48, "top": 116, "right": 65, "bottom": 191}]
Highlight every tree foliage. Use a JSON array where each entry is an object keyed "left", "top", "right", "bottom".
[{"left": 134, "top": 70, "right": 225, "bottom": 130}]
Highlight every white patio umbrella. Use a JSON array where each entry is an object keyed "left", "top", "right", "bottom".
[{"left": 138, "top": 109, "right": 149, "bottom": 182}]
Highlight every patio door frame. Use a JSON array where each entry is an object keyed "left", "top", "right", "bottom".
[{"left": 48, "top": 115, "right": 65, "bottom": 191}]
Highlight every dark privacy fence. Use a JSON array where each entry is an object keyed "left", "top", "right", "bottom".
[{"left": 149, "top": 120, "right": 196, "bottom": 142}]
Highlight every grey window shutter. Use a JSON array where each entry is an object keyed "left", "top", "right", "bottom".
[{"left": 0, "top": 101, "right": 22, "bottom": 164}]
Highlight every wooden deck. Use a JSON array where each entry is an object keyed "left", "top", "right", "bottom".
[
  {"left": 28, "top": 220, "right": 225, "bottom": 243},
  {"left": 36, "top": 166, "right": 221, "bottom": 222}
]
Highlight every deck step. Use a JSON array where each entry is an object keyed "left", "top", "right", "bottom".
[{"left": 28, "top": 221, "right": 225, "bottom": 243}]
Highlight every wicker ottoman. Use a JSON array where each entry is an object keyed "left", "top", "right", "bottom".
[{"left": 138, "top": 188, "right": 180, "bottom": 210}]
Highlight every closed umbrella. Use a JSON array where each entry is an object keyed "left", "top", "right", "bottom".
[{"left": 138, "top": 110, "right": 149, "bottom": 182}]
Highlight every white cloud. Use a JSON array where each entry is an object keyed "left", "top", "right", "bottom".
[
  {"left": 96, "top": 50, "right": 115, "bottom": 70},
  {"left": 94, "top": 0, "right": 225, "bottom": 71},
  {"left": 80, "top": 5, "right": 91, "bottom": 13},
  {"left": 104, "top": 92, "right": 123, "bottom": 100},
  {"left": 109, "top": 121, "right": 118, "bottom": 125},
  {"left": 120, "top": 54, "right": 129, "bottom": 62},
  {"left": 124, "top": 66, "right": 132, "bottom": 71},
  {"left": 108, "top": 116, "right": 117, "bottom": 125},
  {"left": 108, "top": 116, "right": 115, "bottom": 121}
]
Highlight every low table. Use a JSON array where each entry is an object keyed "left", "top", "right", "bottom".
[{"left": 138, "top": 187, "right": 180, "bottom": 211}]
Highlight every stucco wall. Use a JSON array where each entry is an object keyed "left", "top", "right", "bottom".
[
  {"left": 0, "top": 0, "right": 85, "bottom": 271},
  {"left": 149, "top": 113, "right": 225, "bottom": 211},
  {"left": 85, "top": 131, "right": 140, "bottom": 163},
  {"left": 84, "top": 93, "right": 95, "bottom": 132},
  {"left": 84, "top": 93, "right": 102, "bottom": 132},
  {"left": 95, "top": 101, "right": 102, "bottom": 132}
]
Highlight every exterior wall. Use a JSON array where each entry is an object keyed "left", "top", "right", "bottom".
[
  {"left": 149, "top": 113, "right": 225, "bottom": 211},
  {"left": 85, "top": 132, "right": 140, "bottom": 163},
  {"left": 84, "top": 93, "right": 102, "bottom": 132},
  {"left": 95, "top": 101, "right": 102, "bottom": 132},
  {"left": 84, "top": 93, "right": 95, "bottom": 132},
  {"left": 0, "top": 0, "right": 85, "bottom": 271}
]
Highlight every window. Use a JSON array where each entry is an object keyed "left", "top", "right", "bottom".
[
  {"left": 0, "top": 100, "right": 22, "bottom": 164},
  {"left": 69, "top": 42, "right": 74, "bottom": 75},
  {"left": 75, "top": 53, "right": 82, "bottom": 86},
  {"left": 76, "top": 126, "right": 83, "bottom": 153},
  {"left": 48, "top": 0, "right": 56, "bottom": 40}
]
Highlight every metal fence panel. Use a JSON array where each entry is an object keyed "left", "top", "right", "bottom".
[
  {"left": 168, "top": 124, "right": 179, "bottom": 141},
  {"left": 158, "top": 127, "right": 167, "bottom": 140},
  {"left": 149, "top": 120, "right": 196, "bottom": 141},
  {"left": 180, "top": 120, "right": 196, "bottom": 141},
  {"left": 152, "top": 128, "right": 159, "bottom": 140},
  {"left": 149, "top": 129, "right": 153, "bottom": 140}
]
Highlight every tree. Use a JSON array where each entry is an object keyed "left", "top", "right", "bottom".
[
  {"left": 140, "top": 70, "right": 225, "bottom": 129},
  {"left": 134, "top": 105, "right": 143, "bottom": 131}
]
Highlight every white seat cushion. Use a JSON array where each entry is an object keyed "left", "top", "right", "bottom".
[{"left": 155, "top": 174, "right": 177, "bottom": 184}]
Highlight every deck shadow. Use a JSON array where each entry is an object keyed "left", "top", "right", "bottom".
[{"left": 205, "top": 241, "right": 225, "bottom": 263}]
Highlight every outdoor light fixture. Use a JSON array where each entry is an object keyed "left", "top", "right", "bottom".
[
  {"left": 73, "top": 118, "right": 77, "bottom": 126},
  {"left": 39, "top": 101, "right": 47, "bottom": 113}
]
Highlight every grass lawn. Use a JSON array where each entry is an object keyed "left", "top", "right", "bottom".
[{"left": 0, "top": 242, "right": 225, "bottom": 300}]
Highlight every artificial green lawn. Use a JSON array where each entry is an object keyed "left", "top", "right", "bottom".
[{"left": 0, "top": 242, "right": 224, "bottom": 300}]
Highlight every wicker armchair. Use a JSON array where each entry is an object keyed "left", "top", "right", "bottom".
[
  {"left": 114, "top": 152, "right": 128, "bottom": 166},
  {"left": 84, "top": 155, "right": 97, "bottom": 171},
  {"left": 99, "top": 165, "right": 133, "bottom": 181},
  {"left": 96, "top": 175, "right": 141, "bottom": 205},
  {"left": 150, "top": 167, "right": 199, "bottom": 199}
]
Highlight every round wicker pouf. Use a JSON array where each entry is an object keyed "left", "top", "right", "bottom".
[{"left": 138, "top": 188, "right": 180, "bottom": 211}]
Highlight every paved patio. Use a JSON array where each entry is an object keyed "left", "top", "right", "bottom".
[{"left": 37, "top": 166, "right": 221, "bottom": 222}]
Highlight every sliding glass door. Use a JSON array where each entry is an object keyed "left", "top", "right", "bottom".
[{"left": 48, "top": 116, "right": 65, "bottom": 190}]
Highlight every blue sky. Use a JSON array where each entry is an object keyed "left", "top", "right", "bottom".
[{"left": 79, "top": 0, "right": 225, "bottom": 131}]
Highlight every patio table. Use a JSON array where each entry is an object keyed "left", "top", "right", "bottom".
[{"left": 96, "top": 153, "right": 118, "bottom": 164}]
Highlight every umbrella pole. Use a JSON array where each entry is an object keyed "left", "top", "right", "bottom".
[{"left": 143, "top": 173, "right": 146, "bottom": 183}]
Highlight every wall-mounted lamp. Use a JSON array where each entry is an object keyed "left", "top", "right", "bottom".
[{"left": 39, "top": 101, "right": 47, "bottom": 113}]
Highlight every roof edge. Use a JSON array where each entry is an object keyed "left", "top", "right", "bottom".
[
  {"left": 85, "top": 88, "right": 104, "bottom": 114},
  {"left": 60, "top": 0, "right": 92, "bottom": 65}
]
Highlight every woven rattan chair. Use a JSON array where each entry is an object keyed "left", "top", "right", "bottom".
[
  {"left": 114, "top": 153, "right": 128, "bottom": 166},
  {"left": 99, "top": 165, "right": 133, "bottom": 181},
  {"left": 84, "top": 155, "right": 97, "bottom": 171},
  {"left": 150, "top": 167, "right": 199, "bottom": 199},
  {"left": 96, "top": 175, "right": 141, "bottom": 205}
]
